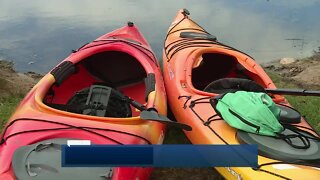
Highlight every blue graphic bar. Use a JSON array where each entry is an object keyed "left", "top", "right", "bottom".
[{"left": 62, "top": 145, "right": 258, "bottom": 167}]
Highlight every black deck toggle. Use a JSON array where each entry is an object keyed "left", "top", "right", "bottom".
[
  {"left": 127, "top": 21, "right": 134, "bottom": 27},
  {"left": 182, "top": 8, "right": 190, "bottom": 15}
]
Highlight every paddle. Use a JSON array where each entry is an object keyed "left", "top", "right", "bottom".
[
  {"left": 140, "top": 110, "right": 192, "bottom": 131},
  {"left": 265, "top": 88, "right": 320, "bottom": 96},
  {"left": 127, "top": 97, "right": 192, "bottom": 131}
]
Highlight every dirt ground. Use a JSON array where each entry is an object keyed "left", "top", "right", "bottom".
[
  {"left": 0, "top": 60, "right": 42, "bottom": 99},
  {"left": 262, "top": 56, "right": 320, "bottom": 88}
]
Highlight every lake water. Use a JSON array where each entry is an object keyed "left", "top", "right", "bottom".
[{"left": 1, "top": 0, "right": 319, "bottom": 73}]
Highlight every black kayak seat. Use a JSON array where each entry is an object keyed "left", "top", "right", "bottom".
[
  {"left": 203, "top": 78, "right": 301, "bottom": 124},
  {"left": 237, "top": 129, "right": 320, "bottom": 163},
  {"left": 203, "top": 78, "right": 266, "bottom": 93},
  {"left": 12, "top": 138, "right": 113, "bottom": 180},
  {"left": 66, "top": 84, "right": 132, "bottom": 118}
]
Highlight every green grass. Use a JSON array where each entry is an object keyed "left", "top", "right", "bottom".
[
  {"left": 286, "top": 96, "right": 320, "bottom": 130},
  {"left": 266, "top": 70, "right": 320, "bottom": 131},
  {"left": 0, "top": 96, "right": 23, "bottom": 129}
]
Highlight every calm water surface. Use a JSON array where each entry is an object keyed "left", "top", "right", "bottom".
[{"left": 0, "top": 0, "right": 319, "bottom": 73}]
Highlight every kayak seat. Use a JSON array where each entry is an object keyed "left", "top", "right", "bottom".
[
  {"left": 203, "top": 78, "right": 266, "bottom": 94},
  {"left": 237, "top": 129, "right": 320, "bottom": 163},
  {"left": 66, "top": 84, "right": 132, "bottom": 118},
  {"left": 204, "top": 78, "right": 301, "bottom": 124}
]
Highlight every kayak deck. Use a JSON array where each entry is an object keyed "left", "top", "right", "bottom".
[{"left": 163, "top": 9, "right": 320, "bottom": 179}]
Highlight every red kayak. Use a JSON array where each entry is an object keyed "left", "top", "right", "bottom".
[{"left": 0, "top": 22, "right": 174, "bottom": 180}]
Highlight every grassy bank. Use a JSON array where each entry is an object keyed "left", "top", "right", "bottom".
[
  {"left": 267, "top": 70, "right": 320, "bottom": 131},
  {"left": 0, "top": 96, "right": 23, "bottom": 127},
  {"left": 0, "top": 76, "right": 24, "bottom": 128}
]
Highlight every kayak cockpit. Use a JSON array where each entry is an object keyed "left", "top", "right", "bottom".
[
  {"left": 84, "top": 51, "right": 147, "bottom": 87},
  {"left": 190, "top": 52, "right": 302, "bottom": 124},
  {"left": 191, "top": 53, "right": 257, "bottom": 91},
  {"left": 43, "top": 51, "right": 152, "bottom": 118}
]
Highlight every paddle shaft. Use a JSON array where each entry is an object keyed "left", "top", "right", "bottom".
[{"left": 266, "top": 88, "right": 320, "bottom": 96}]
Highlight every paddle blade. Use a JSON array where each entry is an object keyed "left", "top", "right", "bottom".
[{"left": 140, "top": 110, "right": 192, "bottom": 131}]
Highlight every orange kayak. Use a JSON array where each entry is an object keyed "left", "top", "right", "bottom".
[
  {"left": 0, "top": 22, "right": 168, "bottom": 180},
  {"left": 163, "top": 9, "right": 320, "bottom": 179}
]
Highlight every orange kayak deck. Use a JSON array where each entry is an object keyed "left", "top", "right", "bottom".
[{"left": 163, "top": 9, "right": 320, "bottom": 180}]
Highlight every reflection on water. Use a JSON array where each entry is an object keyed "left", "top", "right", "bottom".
[{"left": 0, "top": 0, "right": 319, "bottom": 72}]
